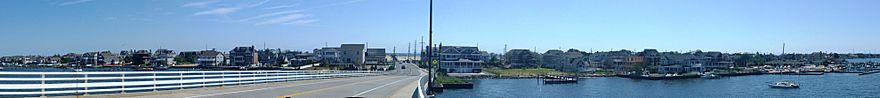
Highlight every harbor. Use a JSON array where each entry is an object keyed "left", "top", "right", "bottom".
[{"left": 435, "top": 73, "right": 880, "bottom": 98}]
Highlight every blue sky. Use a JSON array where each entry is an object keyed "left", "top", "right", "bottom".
[{"left": 1, "top": 0, "right": 879, "bottom": 56}]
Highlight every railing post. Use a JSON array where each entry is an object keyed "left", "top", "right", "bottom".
[
  {"left": 121, "top": 73, "right": 126, "bottom": 94},
  {"left": 220, "top": 72, "right": 225, "bottom": 87},
  {"left": 84, "top": 73, "right": 89, "bottom": 95},
  {"left": 265, "top": 71, "right": 270, "bottom": 83},
  {"left": 179, "top": 72, "right": 184, "bottom": 89},
  {"left": 153, "top": 72, "right": 157, "bottom": 92},
  {"left": 237, "top": 71, "right": 242, "bottom": 85},
  {"left": 202, "top": 72, "right": 206, "bottom": 88},
  {"left": 40, "top": 73, "right": 45, "bottom": 97}
]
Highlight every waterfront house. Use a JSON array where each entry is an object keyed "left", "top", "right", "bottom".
[
  {"left": 505, "top": 49, "right": 541, "bottom": 68},
  {"left": 198, "top": 50, "right": 225, "bottom": 67},
  {"left": 229, "top": 46, "right": 258, "bottom": 67},
  {"left": 437, "top": 45, "right": 487, "bottom": 73},
  {"left": 151, "top": 49, "right": 176, "bottom": 67},
  {"left": 124, "top": 50, "right": 152, "bottom": 66},
  {"left": 542, "top": 49, "right": 566, "bottom": 70},
  {"left": 79, "top": 51, "right": 122, "bottom": 66},
  {"left": 258, "top": 48, "right": 282, "bottom": 66},
  {"left": 177, "top": 51, "right": 200, "bottom": 64}
]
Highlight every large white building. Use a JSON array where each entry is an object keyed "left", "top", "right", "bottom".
[
  {"left": 437, "top": 46, "right": 487, "bottom": 73},
  {"left": 315, "top": 44, "right": 366, "bottom": 67}
]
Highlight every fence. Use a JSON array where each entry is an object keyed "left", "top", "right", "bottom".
[{"left": 0, "top": 70, "right": 379, "bottom": 97}]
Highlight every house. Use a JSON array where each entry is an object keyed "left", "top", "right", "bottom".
[
  {"left": 339, "top": 44, "right": 366, "bottom": 67},
  {"left": 505, "top": 49, "right": 541, "bottom": 68},
  {"left": 177, "top": 51, "right": 201, "bottom": 64},
  {"left": 258, "top": 48, "right": 282, "bottom": 66},
  {"left": 316, "top": 44, "right": 366, "bottom": 67},
  {"left": 366, "top": 48, "right": 387, "bottom": 65},
  {"left": 198, "top": 50, "right": 225, "bottom": 67},
  {"left": 437, "top": 45, "right": 486, "bottom": 73},
  {"left": 151, "top": 49, "right": 176, "bottom": 67},
  {"left": 229, "top": 46, "right": 258, "bottom": 66},
  {"left": 79, "top": 51, "right": 122, "bottom": 66},
  {"left": 125, "top": 50, "right": 151, "bottom": 65},
  {"left": 314, "top": 47, "right": 341, "bottom": 65},
  {"left": 542, "top": 49, "right": 566, "bottom": 69}
]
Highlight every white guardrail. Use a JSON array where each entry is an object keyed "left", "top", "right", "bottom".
[{"left": 0, "top": 70, "right": 379, "bottom": 97}]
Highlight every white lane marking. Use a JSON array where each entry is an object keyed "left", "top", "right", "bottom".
[
  {"left": 351, "top": 76, "right": 416, "bottom": 97},
  {"left": 185, "top": 76, "right": 378, "bottom": 98}
]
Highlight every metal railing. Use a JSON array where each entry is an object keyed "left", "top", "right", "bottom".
[{"left": 0, "top": 70, "right": 379, "bottom": 97}]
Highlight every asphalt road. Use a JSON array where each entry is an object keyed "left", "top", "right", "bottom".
[{"left": 52, "top": 63, "right": 427, "bottom": 98}]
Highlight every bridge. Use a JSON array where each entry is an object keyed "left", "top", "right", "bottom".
[{"left": 0, "top": 63, "right": 428, "bottom": 98}]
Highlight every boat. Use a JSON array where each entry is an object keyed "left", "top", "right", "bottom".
[
  {"left": 543, "top": 76, "right": 578, "bottom": 84},
  {"left": 73, "top": 69, "right": 83, "bottom": 72},
  {"left": 768, "top": 81, "right": 799, "bottom": 88},
  {"left": 859, "top": 70, "right": 880, "bottom": 75},
  {"left": 701, "top": 74, "right": 719, "bottom": 79},
  {"left": 790, "top": 72, "right": 824, "bottom": 75},
  {"left": 0, "top": 67, "right": 4, "bottom": 70},
  {"left": 137, "top": 67, "right": 154, "bottom": 71}
]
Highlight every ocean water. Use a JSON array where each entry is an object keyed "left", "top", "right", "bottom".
[{"left": 436, "top": 73, "right": 880, "bottom": 98}]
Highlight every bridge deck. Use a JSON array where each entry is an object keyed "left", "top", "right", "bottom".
[{"left": 48, "top": 63, "right": 426, "bottom": 98}]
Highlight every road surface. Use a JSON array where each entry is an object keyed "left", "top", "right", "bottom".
[{"left": 52, "top": 63, "right": 427, "bottom": 98}]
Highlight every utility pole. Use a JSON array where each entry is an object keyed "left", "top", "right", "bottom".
[{"left": 427, "top": 0, "right": 434, "bottom": 95}]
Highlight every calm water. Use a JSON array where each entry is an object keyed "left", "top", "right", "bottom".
[
  {"left": 847, "top": 58, "right": 880, "bottom": 63},
  {"left": 436, "top": 73, "right": 880, "bottom": 98}
]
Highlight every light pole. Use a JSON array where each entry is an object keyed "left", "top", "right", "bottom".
[{"left": 427, "top": 0, "right": 434, "bottom": 95}]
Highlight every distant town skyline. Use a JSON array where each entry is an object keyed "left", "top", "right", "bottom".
[{"left": 2, "top": 0, "right": 880, "bottom": 56}]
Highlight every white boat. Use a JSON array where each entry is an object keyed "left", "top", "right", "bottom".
[
  {"left": 701, "top": 74, "right": 719, "bottom": 79},
  {"left": 768, "top": 81, "right": 799, "bottom": 88}
]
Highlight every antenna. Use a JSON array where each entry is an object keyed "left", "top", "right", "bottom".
[{"left": 504, "top": 44, "right": 508, "bottom": 54}]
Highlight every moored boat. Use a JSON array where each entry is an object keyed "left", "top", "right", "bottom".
[
  {"left": 768, "top": 81, "right": 799, "bottom": 88},
  {"left": 543, "top": 76, "right": 578, "bottom": 84},
  {"left": 701, "top": 74, "right": 719, "bottom": 79}
]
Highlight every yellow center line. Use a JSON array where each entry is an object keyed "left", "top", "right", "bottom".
[{"left": 276, "top": 76, "right": 400, "bottom": 98}]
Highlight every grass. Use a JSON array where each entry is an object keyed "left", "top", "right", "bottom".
[
  {"left": 483, "top": 67, "right": 575, "bottom": 77},
  {"left": 435, "top": 76, "right": 468, "bottom": 84}
]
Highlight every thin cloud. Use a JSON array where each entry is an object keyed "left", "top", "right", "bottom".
[
  {"left": 57, "top": 0, "right": 94, "bottom": 6},
  {"left": 193, "top": 7, "right": 241, "bottom": 16},
  {"left": 263, "top": 4, "right": 299, "bottom": 10},
  {"left": 256, "top": 14, "right": 311, "bottom": 25},
  {"left": 285, "top": 19, "right": 319, "bottom": 25},
  {"left": 181, "top": 0, "right": 219, "bottom": 8},
  {"left": 188, "top": 0, "right": 271, "bottom": 16},
  {"left": 245, "top": 0, "right": 272, "bottom": 7},
  {"left": 239, "top": 10, "right": 305, "bottom": 22},
  {"left": 309, "top": 0, "right": 366, "bottom": 10}
]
